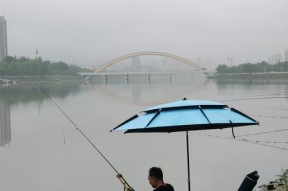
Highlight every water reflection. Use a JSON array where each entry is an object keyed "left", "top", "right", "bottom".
[
  {"left": 0, "top": 101, "right": 11, "bottom": 147},
  {"left": 0, "top": 77, "right": 209, "bottom": 147},
  {"left": 89, "top": 81, "right": 211, "bottom": 107},
  {"left": 1, "top": 77, "right": 287, "bottom": 148},
  {"left": 213, "top": 78, "right": 288, "bottom": 102},
  {"left": 213, "top": 77, "right": 288, "bottom": 85},
  {"left": 0, "top": 82, "right": 83, "bottom": 147},
  {"left": 0, "top": 77, "right": 288, "bottom": 191},
  {"left": 0, "top": 82, "right": 83, "bottom": 105}
]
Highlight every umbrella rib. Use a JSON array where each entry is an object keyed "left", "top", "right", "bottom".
[
  {"left": 231, "top": 107, "right": 259, "bottom": 124},
  {"left": 145, "top": 109, "right": 161, "bottom": 128},
  {"left": 198, "top": 106, "right": 211, "bottom": 124}
]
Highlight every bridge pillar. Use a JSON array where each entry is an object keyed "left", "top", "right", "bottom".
[
  {"left": 103, "top": 74, "right": 107, "bottom": 84},
  {"left": 147, "top": 73, "right": 150, "bottom": 83},
  {"left": 125, "top": 73, "right": 129, "bottom": 84}
]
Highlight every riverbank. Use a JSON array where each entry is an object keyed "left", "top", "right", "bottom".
[
  {"left": 0, "top": 75, "right": 83, "bottom": 86},
  {"left": 208, "top": 72, "right": 288, "bottom": 79}
]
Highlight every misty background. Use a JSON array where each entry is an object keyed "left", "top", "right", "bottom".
[{"left": 1, "top": 0, "right": 288, "bottom": 70}]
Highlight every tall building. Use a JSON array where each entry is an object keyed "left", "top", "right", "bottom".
[{"left": 0, "top": 16, "right": 8, "bottom": 61}]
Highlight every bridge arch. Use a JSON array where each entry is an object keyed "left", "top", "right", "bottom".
[{"left": 93, "top": 51, "right": 205, "bottom": 73}]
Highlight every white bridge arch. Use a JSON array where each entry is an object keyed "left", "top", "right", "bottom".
[{"left": 93, "top": 51, "right": 205, "bottom": 73}]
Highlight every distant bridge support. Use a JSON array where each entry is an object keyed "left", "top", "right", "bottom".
[
  {"left": 79, "top": 51, "right": 211, "bottom": 81},
  {"left": 80, "top": 71, "right": 206, "bottom": 84}
]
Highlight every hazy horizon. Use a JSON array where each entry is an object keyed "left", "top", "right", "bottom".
[{"left": 1, "top": 0, "right": 288, "bottom": 70}]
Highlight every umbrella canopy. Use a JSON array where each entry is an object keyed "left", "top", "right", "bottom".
[
  {"left": 111, "top": 99, "right": 259, "bottom": 191},
  {"left": 112, "top": 99, "right": 258, "bottom": 133}
]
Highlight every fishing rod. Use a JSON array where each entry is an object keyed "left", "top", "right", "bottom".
[
  {"left": 219, "top": 95, "right": 288, "bottom": 103},
  {"left": 34, "top": 82, "right": 134, "bottom": 191}
]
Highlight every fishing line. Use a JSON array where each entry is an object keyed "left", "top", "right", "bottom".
[
  {"left": 63, "top": 128, "right": 66, "bottom": 144},
  {"left": 223, "top": 93, "right": 287, "bottom": 98},
  {"left": 255, "top": 115, "right": 288, "bottom": 119},
  {"left": 192, "top": 132, "right": 288, "bottom": 151},
  {"left": 219, "top": 96, "right": 288, "bottom": 103},
  {"left": 240, "top": 139, "right": 288, "bottom": 144},
  {"left": 234, "top": 138, "right": 288, "bottom": 151},
  {"left": 213, "top": 95, "right": 288, "bottom": 149},
  {"left": 35, "top": 83, "right": 78, "bottom": 127},
  {"left": 236, "top": 128, "right": 288, "bottom": 138},
  {"left": 34, "top": 81, "right": 133, "bottom": 190}
]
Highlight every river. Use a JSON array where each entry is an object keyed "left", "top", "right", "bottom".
[{"left": 0, "top": 75, "right": 287, "bottom": 191}]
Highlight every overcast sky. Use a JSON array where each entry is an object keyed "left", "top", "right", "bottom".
[{"left": 1, "top": 0, "right": 288, "bottom": 69}]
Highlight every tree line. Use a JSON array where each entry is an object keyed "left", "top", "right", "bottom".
[
  {"left": 216, "top": 61, "right": 288, "bottom": 74},
  {"left": 2, "top": 56, "right": 288, "bottom": 76},
  {"left": 0, "top": 56, "right": 92, "bottom": 76}
]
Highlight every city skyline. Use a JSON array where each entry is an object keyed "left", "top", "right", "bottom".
[{"left": 1, "top": 0, "right": 288, "bottom": 69}]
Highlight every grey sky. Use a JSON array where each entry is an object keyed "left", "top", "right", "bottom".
[{"left": 1, "top": 0, "right": 288, "bottom": 69}]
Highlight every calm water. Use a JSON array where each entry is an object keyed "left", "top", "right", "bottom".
[{"left": 0, "top": 75, "right": 288, "bottom": 191}]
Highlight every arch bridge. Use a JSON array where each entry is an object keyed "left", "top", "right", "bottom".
[{"left": 93, "top": 51, "right": 206, "bottom": 73}]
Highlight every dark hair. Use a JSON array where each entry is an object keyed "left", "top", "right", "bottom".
[{"left": 149, "top": 167, "right": 163, "bottom": 180}]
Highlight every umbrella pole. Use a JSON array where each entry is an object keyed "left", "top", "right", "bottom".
[{"left": 186, "top": 131, "right": 191, "bottom": 191}]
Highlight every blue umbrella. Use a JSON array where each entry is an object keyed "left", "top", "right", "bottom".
[{"left": 111, "top": 98, "right": 259, "bottom": 191}]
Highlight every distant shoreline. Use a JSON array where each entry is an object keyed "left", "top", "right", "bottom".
[
  {"left": 208, "top": 72, "right": 288, "bottom": 79},
  {"left": 0, "top": 75, "right": 83, "bottom": 85}
]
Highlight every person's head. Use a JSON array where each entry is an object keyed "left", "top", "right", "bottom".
[{"left": 148, "top": 167, "right": 163, "bottom": 188}]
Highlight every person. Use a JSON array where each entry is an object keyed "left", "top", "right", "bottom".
[
  {"left": 116, "top": 167, "right": 174, "bottom": 191},
  {"left": 148, "top": 167, "right": 174, "bottom": 191}
]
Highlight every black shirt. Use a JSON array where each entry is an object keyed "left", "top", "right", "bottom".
[{"left": 154, "top": 184, "right": 174, "bottom": 191}]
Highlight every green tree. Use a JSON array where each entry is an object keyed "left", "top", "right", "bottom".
[
  {"left": 3, "top": 56, "right": 17, "bottom": 63},
  {"left": 0, "top": 56, "right": 91, "bottom": 76},
  {"left": 216, "top": 64, "right": 229, "bottom": 73},
  {"left": 215, "top": 61, "right": 288, "bottom": 74}
]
